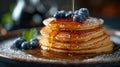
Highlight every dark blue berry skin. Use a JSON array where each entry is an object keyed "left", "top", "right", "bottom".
[
  {"left": 65, "top": 11, "right": 72, "bottom": 18},
  {"left": 73, "top": 15, "right": 84, "bottom": 22},
  {"left": 13, "top": 37, "right": 26, "bottom": 49},
  {"left": 17, "top": 37, "right": 26, "bottom": 42},
  {"left": 53, "top": 12, "right": 61, "bottom": 18},
  {"left": 78, "top": 11, "right": 86, "bottom": 19},
  {"left": 53, "top": 10, "right": 66, "bottom": 18},
  {"left": 30, "top": 38, "right": 39, "bottom": 42},
  {"left": 73, "top": 8, "right": 89, "bottom": 22},
  {"left": 30, "top": 38, "right": 39, "bottom": 48},
  {"left": 59, "top": 10, "right": 66, "bottom": 18},
  {"left": 13, "top": 39, "right": 22, "bottom": 49},
  {"left": 79, "top": 8, "right": 89, "bottom": 17},
  {"left": 74, "top": 10, "right": 79, "bottom": 15},
  {"left": 21, "top": 41, "right": 30, "bottom": 50}
]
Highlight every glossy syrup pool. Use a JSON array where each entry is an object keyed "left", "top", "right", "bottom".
[{"left": 0, "top": 35, "right": 120, "bottom": 64}]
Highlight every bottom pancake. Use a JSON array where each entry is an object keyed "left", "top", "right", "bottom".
[{"left": 41, "top": 43, "right": 113, "bottom": 54}]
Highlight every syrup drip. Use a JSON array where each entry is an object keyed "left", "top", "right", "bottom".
[
  {"left": 48, "top": 30, "right": 59, "bottom": 48},
  {"left": 72, "top": 0, "right": 75, "bottom": 12}
]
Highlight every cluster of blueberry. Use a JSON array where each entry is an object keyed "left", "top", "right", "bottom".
[
  {"left": 13, "top": 37, "right": 39, "bottom": 50},
  {"left": 73, "top": 8, "right": 89, "bottom": 22},
  {"left": 53, "top": 11, "right": 73, "bottom": 19},
  {"left": 53, "top": 8, "right": 89, "bottom": 22}
]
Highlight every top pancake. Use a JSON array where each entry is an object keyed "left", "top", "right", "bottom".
[{"left": 43, "top": 17, "right": 104, "bottom": 30}]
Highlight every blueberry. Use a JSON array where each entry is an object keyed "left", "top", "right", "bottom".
[
  {"left": 30, "top": 38, "right": 39, "bottom": 48},
  {"left": 79, "top": 8, "right": 88, "bottom": 13},
  {"left": 73, "top": 15, "right": 84, "bottom": 22},
  {"left": 53, "top": 10, "right": 66, "bottom": 18},
  {"left": 13, "top": 37, "right": 26, "bottom": 49},
  {"left": 21, "top": 41, "right": 30, "bottom": 50},
  {"left": 30, "top": 38, "right": 39, "bottom": 42},
  {"left": 59, "top": 10, "right": 66, "bottom": 18},
  {"left": 74, "top": 10, "right": 79, "bottom": 15},
  {"left": 53, "top": 12, "right": 61, "bottom": 18},
  {"left": 13, "top": 39, "right": 22, "bottom": 49},
  {"left": 30, "top": 41, "right": 39, "bottom": 49},
  {"left": 79, "top": 8, "right": 89, "bottom": 17},
  {"left": 65, "top": 11, "right": 73, "bottom": 18},
  {"left": 78, "top": 11, "right": 86, "bottom": 19}
]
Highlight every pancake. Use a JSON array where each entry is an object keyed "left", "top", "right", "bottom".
[
  {"left": 40, "top": 26, "right": 105, "bottom": 42},
  {"left": 43, "top": 17, "right": 104, "bottom": 30},
  {"left": 41, "top": 43, "right": 113, "bottom": 54}
]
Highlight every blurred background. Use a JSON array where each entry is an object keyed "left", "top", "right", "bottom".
[{"left": 0, "top": 0, "right": 120, "bottom": 36}]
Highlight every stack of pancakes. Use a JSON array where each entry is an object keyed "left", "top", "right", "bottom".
[{"left": 40, "top": 17, "right": 113, "bottom": 54}]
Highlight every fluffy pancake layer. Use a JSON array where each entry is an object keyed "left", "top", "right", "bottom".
[
  {"left": 43, "top": 17, "right": 104, "bottom": 30},
  {"left": 40, "top": 26, "right": 105, "bottom": 42},
  {"left": 41, "top": 43, "right": 113, "bottom": 54}
]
